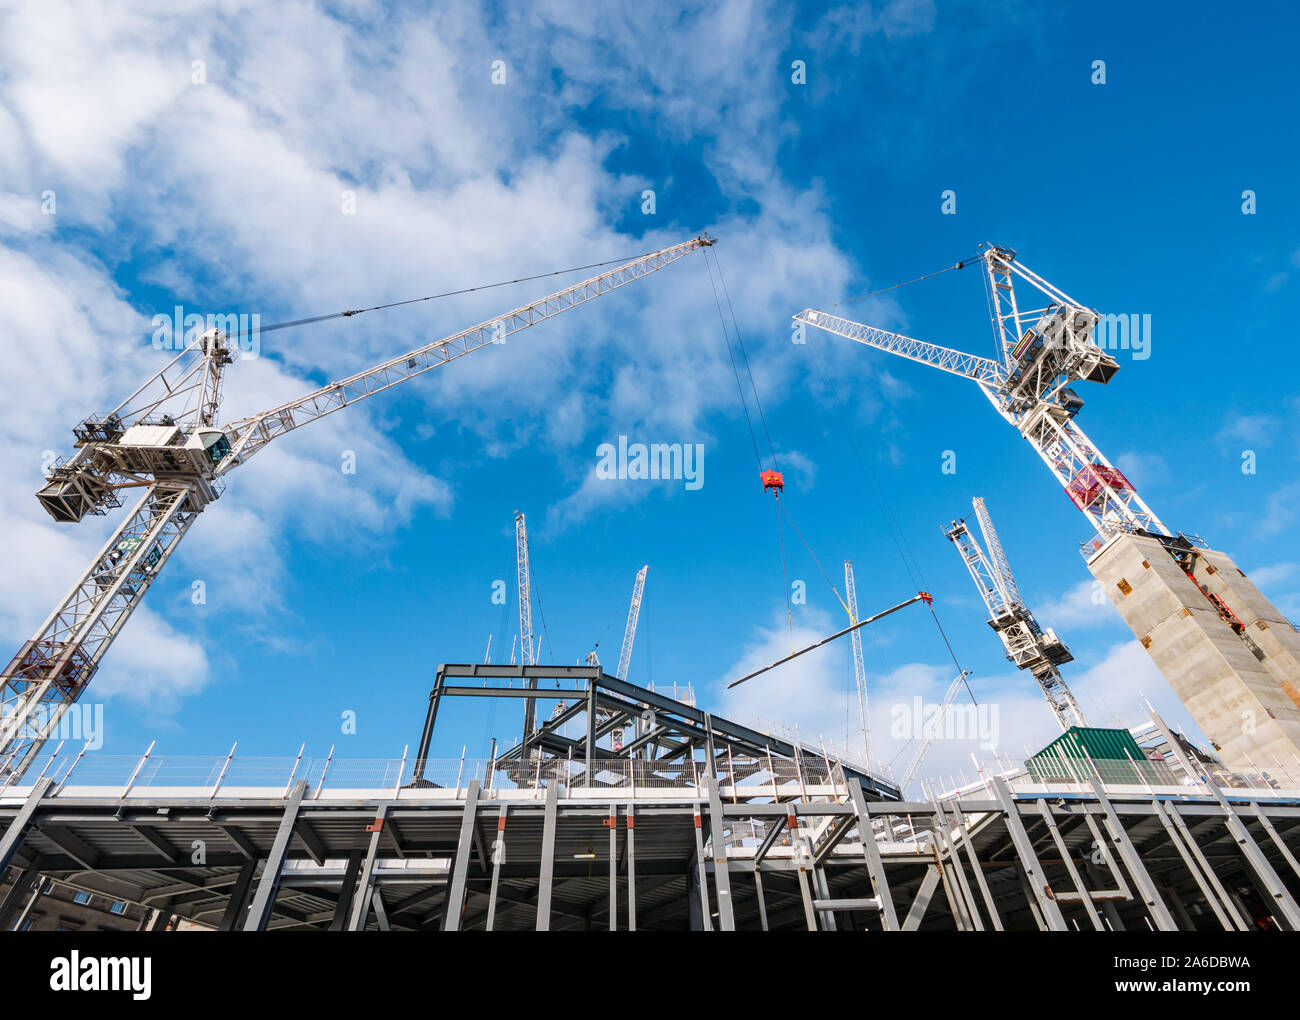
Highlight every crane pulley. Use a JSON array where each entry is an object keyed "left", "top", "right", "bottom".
[{"left": 2, "top": 235, "right": 715, "bottom": 770}]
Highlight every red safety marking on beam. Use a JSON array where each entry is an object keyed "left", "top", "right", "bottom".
[
  {"left": 603, "top": 816, "right": 616, "bottom": 828},
  {"left": 694, "top": 814, "right": 702, "bottom": 829},
  {"left": 787, "top": 815, "right": 798, "bottom": 830},
  {"left": 497, "top": 816, "right": 507, "bottom": 831},
  {"left": 626, "top": 815, "right": 635, "bottom": 829},
  {"left": 366, "top": 818, "right": 384, "bottom": 833}
]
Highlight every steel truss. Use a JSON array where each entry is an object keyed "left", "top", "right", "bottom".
[
  {"left": 413, "top": 664, "right": 898, "bottom": 799},
  {"left": 0, "top": 484, "right": 201, "bottom": 770}
]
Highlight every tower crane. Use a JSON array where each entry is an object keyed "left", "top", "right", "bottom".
[
  {"left": 946, "top": 497, "right": 1087, "bottom": 730},
  {"left": 609, "top": 564, "right": 647, "bottom": 752},
  {"left": 515, "top": 510, "right": 542, "bottom": 744},
  {"left": 514, "top": 512, "right": 535, "bottom": 669},
  {"left": 1, "top": 236, "right": 715, "bottom": 771},
  {"left": 796, "top": 243, "right": 1300, "bottom": 768},
  {"left": 843, "top": 561, "right": 871, "bottom": 762},
  {"left": 797, "top": 245, "right": 1161, "bottom": 541},
  {"left": 899, "top": 669, "right": 971, "bottom": 792},
  {"left": 616, "top": 565, "right": 647, "bottom": 682}
]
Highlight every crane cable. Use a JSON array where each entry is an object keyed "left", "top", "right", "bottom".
[
  {"left": 704, "top": 250, "right": 797, "bottom": 645},
  {"left": 215, "top": 250, "right": 671, "bottom": 343},
  {"left": 707, "top": 248, "right": 863, "bottom": 645},
  {"left": 821, "top": 255, "right": 979, "bottom": 312}
]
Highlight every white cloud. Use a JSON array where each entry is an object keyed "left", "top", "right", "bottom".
[
  {"left": 1248, "top": 562, "right": 1296, "bottom": 589},
  {"left": 1216, "top": 413, "right": 1279, "bottom": 448},
  {"left": 0, "top": 1, "right": 947, "bottom": 731},
  {"left": 1033, "top": 578, "right": 1117, "bottom": 631},
  {"left": 1114, "top": 450, "right": 1169, "bottom": 489}
]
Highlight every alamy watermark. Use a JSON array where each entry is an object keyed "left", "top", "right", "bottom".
[
  {"left": 1092, "top": 312, "right": 1152, "bottom": 360},
  {"left": 2, "top": 702, "right": 105, "bottom": 750},
  {"left": 595, "top": 436, "right": 704, "bottom": 491},
  {"left": 890, "top": 696, "right": 999, "bottom": 748}
]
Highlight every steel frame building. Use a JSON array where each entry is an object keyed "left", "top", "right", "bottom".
[{"left": 2, "top": 672, "right": 1300, "bottom": 931}]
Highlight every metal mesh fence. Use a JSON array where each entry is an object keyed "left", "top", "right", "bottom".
[{"left": 0, "top": 750, "right": 858, "bottom": 799}]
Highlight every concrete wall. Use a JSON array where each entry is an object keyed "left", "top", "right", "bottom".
[{"left": 1087, "top": 533, "right": 1300, "bottom": 769}]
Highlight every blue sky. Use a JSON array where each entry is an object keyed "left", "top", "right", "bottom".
[{"left": 1, "top": 0, "right": 1297, "bottom": 787}]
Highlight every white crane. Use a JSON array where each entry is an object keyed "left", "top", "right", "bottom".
[
  {"left": 796, "top": 245, "right": 1166, "bottom": 542},
  {"left": 514, "top": 512, "right": 534, "bottom": 669},
  {"left": 796, "top": 244, "right": 1300, "bottom": 770},
  {"left": 843, "top": 561, "right": 871, "bottom": 762},
  {"left": 1, "top": 236, "right": 715, "bottom": 770},
  {"left": 946, "top": 497, "right": 1088, "bottom": 730},
  {"left": 616, "top": 565, "right": 647, "bottom": 682},
  {"left": 899, "top": 670, "right": 971, "bottom": 792}
]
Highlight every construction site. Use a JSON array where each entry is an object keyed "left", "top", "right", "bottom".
[{"left": 3, "top": 237, "right": 1300, "bottom": 934}]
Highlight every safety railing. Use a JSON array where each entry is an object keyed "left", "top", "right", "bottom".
[{"left": 0, "top": 748, "right": 861, "bottom": 800}]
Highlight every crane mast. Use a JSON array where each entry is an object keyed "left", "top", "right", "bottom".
[
  {"left": 514, "top": 512, "right": 534, "bottom": 669},
  {"left": 608, "top": 565, "right": 648, "bottom": 752},
  {"left": 946, "top": 498, "right": 1088, "bottom": 730},
  {"left": 2, "top": 235, "right": 714, "bottom": 769},
  {"left": 899, "top": 670, "right": 971, "bottom": 792},
  {"left": 843, "top": 561, "right": 871, "bottom": 762},
  {"left": 616, "top": 565, "right": 647, "bottom": 682}
]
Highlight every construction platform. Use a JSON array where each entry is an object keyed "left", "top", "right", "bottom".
[{"left": 2, "top": 670, "right": 1300, "bottom": 931}]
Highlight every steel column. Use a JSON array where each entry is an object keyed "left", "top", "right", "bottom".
[
  {"left": 242, "top": 779, "right": 307, "bottom": 931},
  {"left": 328, "top": 852, "right": 364, "bottom": 932},
  {"left": 442, "top": 780, "right": 481, "bottom": 931},
  {"left": 486, "top": 805, "right": 507, "bottom": 931},
  {"left": 705, "top": 777, "right": 735, "bottom": 931},
  {"left": 991, "top": 778, "right": 1067, "bottom": 930},
  {"left": 1150, "top": 799, "right": 1235, "bottom": 931},
  {"left": 626, "top": 806, "right": 636, "bottom": 931},
  {"left": 347, "top": 804, "right": 388, "bottom": 931},
  {"left": 536, "top": 782, "right": 557, "bottom": 930},
  {"left": 218, "top": 858, "right": 259, "bottom": 931},
  {"left": 0, "top": 778, "right": 51, "bottom": 873},
  {"left": 1166, "top": 803, "right": 1249, "bottom": 930},
  {"left": 846, "top": 779, "right": 898, "bottom": 930},
  {"left": 1085, "top": 778, "right": 1177, "bottom": 931},
  {"left": 902, "top": 867, "right": 940, "bottom": 931}
]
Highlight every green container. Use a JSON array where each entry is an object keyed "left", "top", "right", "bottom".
[{"left": 1027, "top": 726, "right": 1145, "bottom": 780}]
